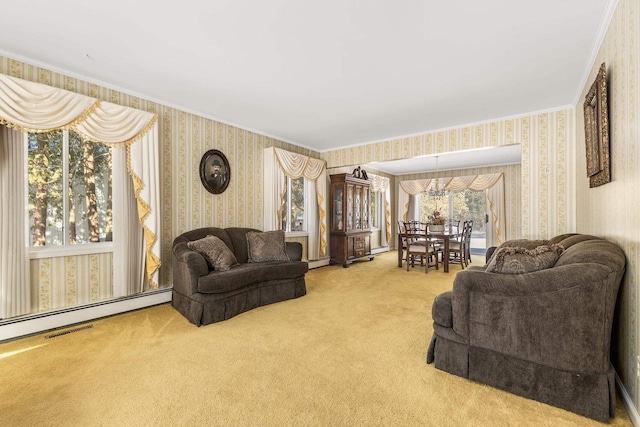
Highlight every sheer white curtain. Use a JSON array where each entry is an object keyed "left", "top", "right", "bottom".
[
  {"left": 112, "top": 147, "right": 145, "bottom": 297},
  {"left": 128, "top": 127, "right": 161, "bottom": 287},
  {"left": 263, "top": 147, "right": 327, "bottom": 259},
  {"left": 0, "top": 126, "right": 30, "bottom": 318},
  {"left": 0, "top": 73, "right": 161, "bottom": 292},
  {"left": 263, "top": 148, "right": 287, "bottom": 231}
]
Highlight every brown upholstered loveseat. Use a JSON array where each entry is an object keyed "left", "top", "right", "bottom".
[
  {"left": 427, "top": 233, "right": 626, "bottom": 421},
  {"left": 172, "top": 227, "right": 308, "bottom": 326}
]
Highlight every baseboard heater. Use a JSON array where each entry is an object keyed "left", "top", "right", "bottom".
[{"left": 0, "top": 288, "right": 172, "bottom": 342}]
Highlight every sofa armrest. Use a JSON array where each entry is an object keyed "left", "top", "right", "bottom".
[
  {"left": 451, "top": 263, "right": 617, "bottom": 372},
  {"left": 172, "top": 243, "right": 210, "bottom": 296},
  {"left": 286, "top": 241, "right": 303, "bottom": 261}
]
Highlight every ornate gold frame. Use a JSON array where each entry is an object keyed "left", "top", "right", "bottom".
[{"left": 583, "top": 62, "right": 610, "bottom": 188}]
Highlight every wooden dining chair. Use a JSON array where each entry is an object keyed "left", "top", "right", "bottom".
[
  {"left": 398, "top": 220, "right": 409, "bottom": 266},
  {"left": 446, "top": 219, "right": 461, "bottom": 235},
  {"left": 464, "top": 220, "right": 474, "bottom": 265},
  {"left": 448, "top": 220, "right": 471, "bottom": 269},
  {"left": 404, "top": 221, "right": 438, "bottom": 273}
]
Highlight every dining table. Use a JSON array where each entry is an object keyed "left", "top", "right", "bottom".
[{"left": 397, "top": 230, "right": 461, "bottom": 273}]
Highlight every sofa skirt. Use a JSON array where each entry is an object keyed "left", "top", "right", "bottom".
[
  {"left": 172, "top": 276, "right": 307, "bottom": 326},
  {"left": 427, "top": 330, "right": 615, "bottom": 422},
  {"left": 469, "top": 346, "right": 615, "bottom": 422}
]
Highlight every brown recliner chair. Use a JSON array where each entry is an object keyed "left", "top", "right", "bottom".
[{"left": 426, "top": 234, "right": 626, "bottom": 422}]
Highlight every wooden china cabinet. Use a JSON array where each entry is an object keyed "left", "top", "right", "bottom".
[{"left": 329, "top": 173, "right": 374, "bottom": 267}]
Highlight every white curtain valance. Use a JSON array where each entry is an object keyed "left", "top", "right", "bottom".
[
  {"left": 446, "top": 174, "right": 502, "bottom": 192},
  {"left": 274, "top": 147, "right": 325, "bottom": 180},
  {"left": 399, "top": 173, "right": 502, "bottom": 195},
  {"left": 399, "top": 178, "right": 432, "bottom": 196},
  {"left": 0, "top": 74, "right": 98, "bottom": 132},
  {"left": 371, "top": 174, "right": 389, "bottom": 193},
  {"left": 0, "top": 73, "right": 161, "bottom": 287},
  {"left": 74, "top": 101, "right": 156, "bottom": 147}
]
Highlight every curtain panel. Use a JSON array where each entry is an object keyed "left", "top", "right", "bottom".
[
  {"left": 369, "top": 174, "right": 391, "bottom": 246},
  {"left": 0, "top": 126, "right": 30, "bottom": 318},
  {"left": 0, "top": 73, "right": 161, "bottom": 288}
]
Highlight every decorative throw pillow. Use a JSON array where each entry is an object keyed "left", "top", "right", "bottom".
[
  {"left": 246, "top": 230, "right": 290, "bottom": 262},
  {"left": 187, "top": 235, "right": 238, "bottom": 271},
  {"left": 485, "top": 244, "right": 564, "bottom": 274},
  {"left": 484, "top": 239, "right": 549, "bottom": 268}
]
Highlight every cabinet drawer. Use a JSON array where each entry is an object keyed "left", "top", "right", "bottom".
[
  {"left": 354, "top": 240, "right": 365, "bottom": 250},
  {"left": 354, "top": 249, "right": 366, "bottom": 258}
]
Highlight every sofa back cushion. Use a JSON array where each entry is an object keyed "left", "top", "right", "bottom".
[
  {"left": 246, "top": 230, "right": 291, "bottom": 262},
  {"left": 484, "top": 239, "right": 548, "bottom": 268},
  {"left": 225, "top": 227, "right": 261, "bottom": 263},
  {"left": 486, "top": 244, "right": 564, "bottom": 274},
  {"left": 187, "top": 235, "right": 238, "bottom": 271},
  {"left": 554, "top": 238, "right": 626, "bottom": 272}
]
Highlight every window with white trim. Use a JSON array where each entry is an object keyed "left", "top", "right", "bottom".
[
  {"left": 280, "top": 176, "right": 306, "bottom": 232},
  {"left": 370, "top": 191, "right": 384, "bottom": 229},
  {"left": 27, "top": 129, "right": 112, "bottom": 249}
]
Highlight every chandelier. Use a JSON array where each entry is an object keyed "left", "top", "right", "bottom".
[{"left": 428, "top": 156, "right": 446, "bottom": 200}]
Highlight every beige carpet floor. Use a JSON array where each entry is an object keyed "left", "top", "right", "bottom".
[{"left": 0, "top": 252, "right": 633, "bottom": 426}]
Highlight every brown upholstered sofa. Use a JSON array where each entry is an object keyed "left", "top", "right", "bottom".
[
  {"left": 172, "top": 227, "right": 308, "bottom": 326},
  {"left": 427, "top": 233, "right": 626, "bottom": 421}
]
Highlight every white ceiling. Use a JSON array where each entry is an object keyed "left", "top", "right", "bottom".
[
  {"left": 365, "top": 144, "right": 522, "bottom": 176},
  {"left": 0, "top": 0, "right": 612, "bottom": 155}
]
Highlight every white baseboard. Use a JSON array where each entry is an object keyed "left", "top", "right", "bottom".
[
  {"left": 308, "top": 258, "right": 330, "bottom": 269},
  {"left": 616, "top": 372, "right": 640, "bottom": 425},
  {"left": 371, "top": 246, "right": 389, "bottom": 255},
  {"left": 0, "top": 289, "right": 172, "bottom": 342}
]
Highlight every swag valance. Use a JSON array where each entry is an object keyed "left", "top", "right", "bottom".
[{"left": 0, "top": 73, "right": 161, "bottom": 287}]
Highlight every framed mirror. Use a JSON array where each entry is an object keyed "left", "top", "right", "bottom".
[
  {"left": 199, "top": 149, "right": 230, "bottom": 194},
  {"left": 583, "top": 62, "right": 610, "bottom": 188}
]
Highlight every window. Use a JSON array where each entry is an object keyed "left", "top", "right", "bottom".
[
  {"left": 370, "top": 191, "right": 384, "bottom": 228},
  {"left": 280, "top": 176, "right": 305, "bottom": 232},
  {"left": 27, "top": 129, "right": 112, "bottom": 248},
  {"left": 420, "top": 188, "right": 488, "bottom": 252}
]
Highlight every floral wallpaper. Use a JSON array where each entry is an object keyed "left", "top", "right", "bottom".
[{"left": 575, "top": 0, "right": 640, "bottom": 410}]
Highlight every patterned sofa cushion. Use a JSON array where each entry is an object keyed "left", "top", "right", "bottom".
[{"left": 485, "top": 244, "right": 564, "bottom": 274}]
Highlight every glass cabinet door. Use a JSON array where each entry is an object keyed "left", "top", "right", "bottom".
[
  {"left": 347, "top": 184, "right": 354, "bottom": 231},
  {"left": 354, "top": 185, "right": 361, "bottom": 230},
  {"left": 362, "top": 187, "right": 369, "bottom": 229},
  {"left": 332, "top": 184, "right": 343, "bottom": 231}
]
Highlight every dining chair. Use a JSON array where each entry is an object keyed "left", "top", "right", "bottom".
[
  {"left": 398, "top": 220, "right": 408, "bottom": 266},
  {"left": 464, "top": 220, "right": 474, "bottom": 265},
  {"left": 446, "top": 219, "right": 461, "bottom": 235},
  {"left": 404, "top": 221, "right": 438, "bottom": 273},
  {"left": 447, "top": 220, "right": 471, "bottom": 269}
]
